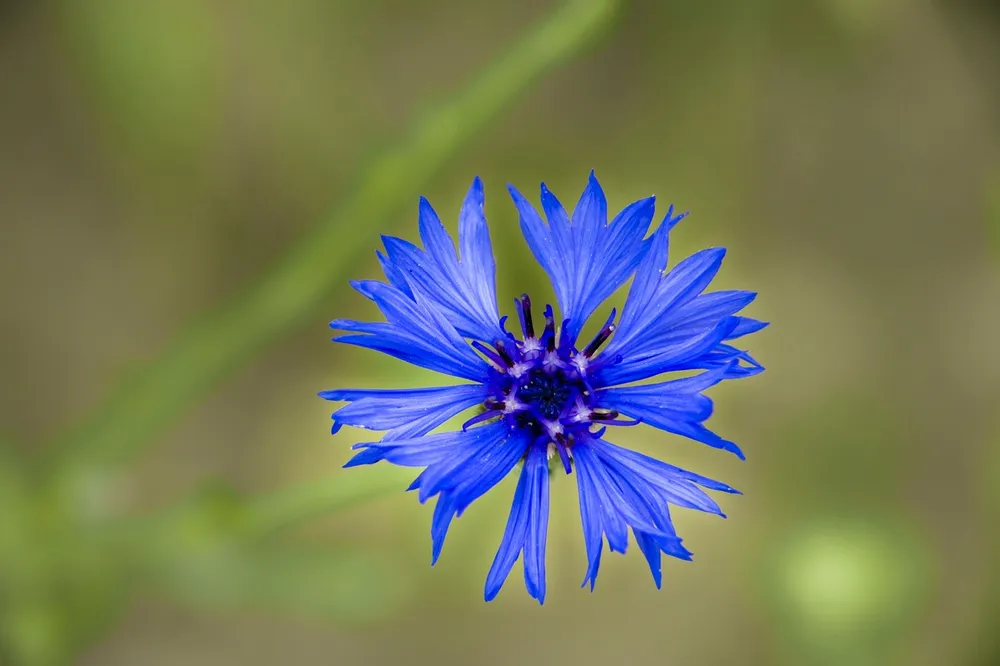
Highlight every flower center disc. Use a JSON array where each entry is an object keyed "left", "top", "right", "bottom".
[{"left": 518, "top": 373, "right": 572, "bottom": 421}]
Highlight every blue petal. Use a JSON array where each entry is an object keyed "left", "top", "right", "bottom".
[
  {"left": 345, "top": 421, "right": 507, "bottom": 469},
  {"left": 379, "top": 178, "right": 503, "bottom": 342},
  {"left": 458, "top": 177, "right": 501, "bottom": 333},
  {"left": 595, "top": 365, "right": 745, "bottom": 459},
  {"left": 666, "top": 342, "right": 765, "bottom": 379},
  {"left": 593, "top": 217, "right": 769, "bottom": 389},
  {"left": 522, "top": 446, "right": 550, "bottom": 604},
  {"left": 509, "top": 172, "right": 657, "bottom": 343},
  {"left": 590, "top": 437, "right": 739, "bottom": 497},
  {"left": 377, "top": 249, "right": 412, "bottom": 298},
  {"left": 574, "top": 451, "right": 605, "bottom": 590},
  {"left": 634, "top": 291, "right": 756, "bottom": 355},
  {"left": 609, "top": 244, "right": 728, "bottom": 357},
  {"left": 607, "top": 465, "right": 693, "bottom": 588},
  {"left": 572, "top": 441, "right": 695, "bottom": 590},
  {"left": 484, "top": 458, "right": 531, "bottom": 602},
  {"left": 574, "top": 444, "right": 634, "bottom": 555},
  {"left": 484, "top": 443, "right": 550, "bottom": 603},
  {"left": 591, "top": 440, "right": 725, "bottom": 515},
  {"left": 728, "top": 317, "right": 769, "bottom": 339},
  {"left": 320, "top": 384, "right": 489, "bottom": 441},
  {"left": 594, "top": 316, "right": 739, "bottom": 387},
  {"left": 430, "top": 492, "right": 459, "bottom": 564},
  {"left": 429, "top": 430, "right": 528, "bottom": 564},
  {"left": 331, "top": 280, "right": 490, "bottom": 382},
  {"left": 347, "top": 423, "right": 528, "bottom": 566}
]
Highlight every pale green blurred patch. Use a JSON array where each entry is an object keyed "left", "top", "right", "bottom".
[
  {"left": 155, "top": 545, "right": 412, "bottom": 624},
  {"left": 60, "top": 0, "right": 221, "bottom": 166},
  {"left": 766, "top": 518, "right": 930, "bottom": 666}
]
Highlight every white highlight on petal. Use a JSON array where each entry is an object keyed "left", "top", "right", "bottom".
[
  {"left": 543, "top": 420, "right": 564, "bottom": 438},
  {"left": 503, "top": 396, "right": 527, "bottom": 414},
  {"left": 542, "top": 350, "right": 563, "bottom": 372},
  {"left": 567, "top": 396, "right": 591, "bottom": 423},
  {"left": 509, "top": 361, "right": 533, "bottom": 379}
]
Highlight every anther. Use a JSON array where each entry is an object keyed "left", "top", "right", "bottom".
[
  {"left": 554, "top": 433, "right": 573, "bottom": 474},
  {"left": 590, "top": 408, "right": 620, "bottom": 421},
  {"left": 603, "top": 416, "right": 642, "bottom": 427},
  {"left": 582, "top": 308, "right": 617, "bottom": 358},
  {"left": 484, "top": 397, "right": 505, "bottom": 411},
  {"left": 516, "top": 294, "right": 535, "bottom": 339},
  {"left": 472, "top": 341, "right": 506, "bottom": 371},
  {"left": 494, "top": 340, "right": 515, "bottom": 367}
]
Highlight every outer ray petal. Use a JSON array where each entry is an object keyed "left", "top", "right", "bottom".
[
  {"left": 320, "top": 384, "right": 489, "bottom": 441},
  {"left": 572, "top": 440, "right": 704, "bottom": 590},
  {"left": 595, "top": 365, "right": 745, "bottom": 459},
  {"left": 509, "top": 172, "right": 657, "bottom": 343},
  {"left": 331, "top": 280, "right": 490, "bottom": 382},
  {"left": 379, "top": 178, "right": 504, "bottom": 342},
  {"left": 346, "top": 423, "right": 529, "bottom": 566},
  {"left": 484, "top": 443, "right": 550, "bottom": 603}
]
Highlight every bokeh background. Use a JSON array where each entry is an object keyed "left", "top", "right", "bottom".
[{"left": 2, "top": 0, "right": 999, "bottom": 664}]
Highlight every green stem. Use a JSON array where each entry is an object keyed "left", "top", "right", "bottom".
[
  {"left": 237, "top": 467, "right": 416, "bottom": 538},
  {"left": 51, "top": 0, "right": 622, "bottom": 471}
]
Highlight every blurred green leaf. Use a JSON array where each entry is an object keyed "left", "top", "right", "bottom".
[{"left": 51, "top": 0, "right": 624, "bottom": 476}]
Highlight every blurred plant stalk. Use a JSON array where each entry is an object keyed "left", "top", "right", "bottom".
[
  {"left": 52, "top": 0, "right": 621, "bottom": 476},
  {"left": 0, "top": 1, "right": 624, "bottom": 664}
]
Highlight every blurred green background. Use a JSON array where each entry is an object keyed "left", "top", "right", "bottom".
[{"left": 2, "top": 0, "right": 999, "bottom": 664}]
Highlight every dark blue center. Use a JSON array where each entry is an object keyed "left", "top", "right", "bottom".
[
  {"left": 464, "top": 294, "right": 622, "bottom": 448},
  {"left": 518, "top": 373, "right": 572, "bottom": 420}
]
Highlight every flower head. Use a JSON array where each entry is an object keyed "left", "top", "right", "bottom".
[{"left": 321, "top": 172, "right": 766, "bottom": 603}]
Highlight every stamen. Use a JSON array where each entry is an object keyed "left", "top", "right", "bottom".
[
  {"left": 472, "top": 341, "right": 506, "bottom": 371},
  {"left": 516, "top": 294, "right": 535, "bottom": 339},
  {"left": 494, "top": 340, "right": 515, "bottom": 367},
  {"left": 603, "top": 417, "right": 642, "bottom": 427},
  {"left": 590, "top": 408, "right": 620, "bottom": 421},
  {"left": 554, "top": 433, "right": 573, "bottom": 474},
  {"left": 484, "top": 397, "right": 504, "bottom": 411},
  {"left": 582, "top": 308, "right": 617, "bottom": 358}
]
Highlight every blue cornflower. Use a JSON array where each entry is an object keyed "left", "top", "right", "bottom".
[{"left": 321, "top": 172, "right": 766, "bottom": 604}]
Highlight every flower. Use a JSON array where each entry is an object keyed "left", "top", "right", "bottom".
[{"left": 321, "top": 172, "right": 766, "bottom": 604}]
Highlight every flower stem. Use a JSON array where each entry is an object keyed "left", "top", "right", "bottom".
[
  {"left": 237, "top": 467, "right": 416, "bottom": 539},
  {"left": 50, "top": 0, "right": 623, "bottom": 472}
]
